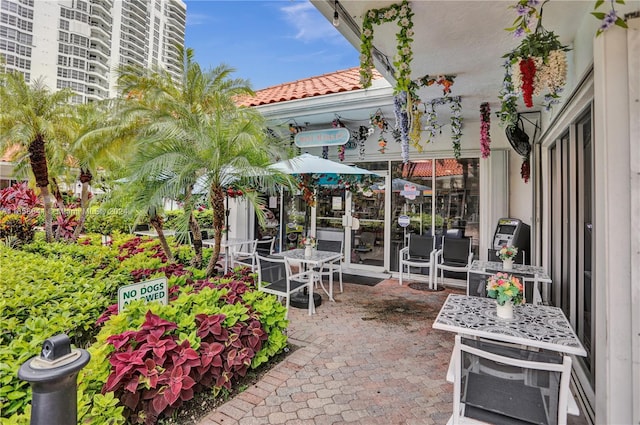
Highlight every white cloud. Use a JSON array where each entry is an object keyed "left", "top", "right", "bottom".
[
  {"left": 186, "top": 12, "right": 211, "bottom": 26},
  {"left": 279, "top": 1, "right": 341, "bottom": 43}
]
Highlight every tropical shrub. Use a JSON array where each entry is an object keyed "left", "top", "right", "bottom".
[
  {"left": 0, "top": 182, "right": 39, "bottom": 213},
  {"left": 164, "top": 209, "right": 214, "bottom": 232},
  {"left": 0, "top": 183, "right": 40, "bottom": 245},
  {"left": 1, "top": 235, "right": 290, "bottom": 425},
  {"left": 0, "top": 213, "right": 38, "bottom": 245},
  {"left": 0, "top": 243, "right": 130, "bottom": 420},
  {"left": 83, "top": 207, "right": 135, "bottom": 235}
]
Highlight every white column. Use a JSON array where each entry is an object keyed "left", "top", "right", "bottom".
[{"left": 592, "top": 18, "right": 638, "bottom": 425}]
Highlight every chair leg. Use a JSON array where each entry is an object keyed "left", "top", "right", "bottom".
[
  {"left": 399, "top": 264, "right": 403, "bottom": 285},
  {"left": 284, "top": 296, "right": 290, "bottom": 320},
  {"left": 338, "top": 265, "right": 343, "bottom": 293}
]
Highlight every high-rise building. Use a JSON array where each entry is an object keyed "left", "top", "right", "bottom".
[{"left": 0, "top": 0, "right": 186, "bottom": 103}]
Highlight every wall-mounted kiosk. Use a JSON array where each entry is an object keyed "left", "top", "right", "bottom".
[{"left": 488, "top": 218, "right": 530, "bottom": 264}]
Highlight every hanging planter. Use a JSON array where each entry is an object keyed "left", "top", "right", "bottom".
[{"left": 498, "top": 1, "right": 570, "bottom": 127}]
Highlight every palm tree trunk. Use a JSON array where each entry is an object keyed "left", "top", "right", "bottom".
[
  {"left": 50, "top": 177, "right": 68, "bottom": 240},
  {"left": 189, "top": 212, "right": 203, "bottom": 269},
  {"left": 28, "top": 135, "right": 53, "bottom": 242},
  {"left": 150, "top": 214, "right": 173, "bottom": 262},
  {"left": 72, "top": 169, "right": 92, "bottom": 239},
  {"left": 205, "top": 185, "right": 225, "bottom": 278}
]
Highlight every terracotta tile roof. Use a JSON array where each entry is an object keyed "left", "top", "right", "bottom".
[
  {"left": 403, "top": 159, "right": 467, "bottom": 178},
  {"left": 237, "top": 67, "right": 383, "bottom": 107}
]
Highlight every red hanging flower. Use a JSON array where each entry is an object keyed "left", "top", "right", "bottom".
[
  {"left": 479, "top": 102, "right": 491, "bottom": 158},
  {"left": 519, "top": 58, "right": 537, "bottom": 108}
]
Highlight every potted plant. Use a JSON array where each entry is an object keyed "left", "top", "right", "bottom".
[
  {"left": 300, "top": 236, "right": 317, "bottom": 258},
  {"left": 486, "top": 272, "right": 524, "bottom": 319},
  {"left": 496, "top": 244, "right": 518, "bottom": 270}
]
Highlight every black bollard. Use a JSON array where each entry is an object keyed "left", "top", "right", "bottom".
[{"left": 18, "top": 334, "right": 90, "bottom": 425}]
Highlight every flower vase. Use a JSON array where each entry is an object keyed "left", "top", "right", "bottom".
[
  {"left": 304, "top": 245, "right": 312, "bottom": 258},
  {"left": 502, "top": 258, "right": 513, "bottom": 270},
  {"left": 496, "top": 301, "right": 514, "bottom": 319}
]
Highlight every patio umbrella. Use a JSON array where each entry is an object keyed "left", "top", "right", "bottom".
[{"left": 269, "top": 153, "right": 380, "bottom": 177}]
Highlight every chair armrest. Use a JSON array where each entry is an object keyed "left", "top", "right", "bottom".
[
  {"left": 466, "top": 252, "right": 474, "bottom": 265},
  {"left": 399, "top": 246, "right": 409, "bottom": 259},
  {"left": 433, "top": 249, "right": 443, "bottom": 263},
  {"left": 289, "top": 269, "right": 315, "bottom": 282}
]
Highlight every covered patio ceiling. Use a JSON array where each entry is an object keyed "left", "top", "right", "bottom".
[{"left": 308, "top": 0, "right": 594, "bottom": 124}]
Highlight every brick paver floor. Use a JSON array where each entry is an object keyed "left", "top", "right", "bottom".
[{"left": 198, "top": 278, "right": 588, "bottom": 425}]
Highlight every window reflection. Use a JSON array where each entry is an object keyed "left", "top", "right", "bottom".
[{"left": 390, "top": 158, "right": 480, "bottom": 271}]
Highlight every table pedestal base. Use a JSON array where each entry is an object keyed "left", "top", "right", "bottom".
[{"left": 290, "top": 290, "right": 322, "bottom": 309}]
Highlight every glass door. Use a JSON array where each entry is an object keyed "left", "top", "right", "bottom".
[{"left": 347, "top": 172, "right": 387, "bottom": 273}]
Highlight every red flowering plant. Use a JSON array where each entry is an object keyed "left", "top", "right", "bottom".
[
  {"left": 499, "top": 0, "right": 570, "bottom": 127},
  {"left": 479, "top": 102, "right": 492, "bottom": 158}
]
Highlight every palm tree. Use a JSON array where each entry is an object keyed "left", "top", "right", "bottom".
[
  {"left": 0, "top": 72, "right": 74, "bottom": 242},
  {"left": 67, "top": 100, "right": 135, "bottom": 238},
  {"left": 116, "top": 49, "right": 294, "bottom": 274}
]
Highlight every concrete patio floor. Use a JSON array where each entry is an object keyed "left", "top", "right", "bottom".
[{"left": 198, "top": 278, "right": 589, "bottom": 425}]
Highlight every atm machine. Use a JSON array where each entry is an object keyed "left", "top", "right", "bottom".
[{"left": 488, "top": 218, "right": 530, "bottom": 264}]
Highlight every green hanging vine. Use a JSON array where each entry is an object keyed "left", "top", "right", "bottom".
[{"left": 359, "top": 0, "right": 414, "bottom": 93}]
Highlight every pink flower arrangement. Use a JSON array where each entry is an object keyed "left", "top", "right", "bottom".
[
  {"left": 479, "top": 102, "right": 491, "bottom": 158},
  {"left": 497, "top": 244, "right": 518, "bottom": 261},
  {"left": 300, "top": 236, "right": 316, "bottom": 248},
  {"left": 486, "top": 272, "right": 524, "bottom": 306}
]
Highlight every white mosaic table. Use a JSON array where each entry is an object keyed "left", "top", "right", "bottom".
[
  {"left": 468, "top": 260, "right": 552, "bottom": 305},
  {"left": 276, "top": 249, "right": 342, "bottom": 314},
  {"left": 433, "top": 294, "right": 587, "bottom": 356},
  {"left": 470, "top": 260, "right": 549, "bottom": 279}
]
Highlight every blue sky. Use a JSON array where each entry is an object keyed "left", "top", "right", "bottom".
[{"left": 184, "top": 0, "right": 360, "bottom": 90}]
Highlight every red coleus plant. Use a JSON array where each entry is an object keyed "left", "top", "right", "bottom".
[{"left": 101, "top": 276, "right": 269, "bottom": 423}]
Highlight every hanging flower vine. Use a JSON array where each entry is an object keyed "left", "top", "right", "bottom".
[
  {"left": 422, "top": 96, "right": 464, "bottom": 159},
  {"left": 332, "top": 118, "right": 346, "bottom": 161},
  {"left": 592, "top": 0, "right": 628, "bottom": 35},
  {"left": 479, "top": 102, "right": 492, "bottom": 158},
  {"left": 358, "top": 126, "right": 368, "bottom": 159},
  {"left": 409, "top": 103, "right": 424, "bottom": 152},
  {"left": 450, "top": 98, "right": 463, "bottom": 159},
  {"left": 378, "top": 135, "right": 388, "bottom": 154},
  {"left": 500, "top": 0, "right": 570, "bottom": 123},
  {"left": 297, "top": 174, "right": 319, "bottom": 207},
  {"left": 415, "top": 74, "right": 456, "bottom": 95},
  {"left": 360, "top": 0, "right": 414, "bottom": 92},
  {"left": 394, "top": 91, "right": 410, "bottom": 163}
]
